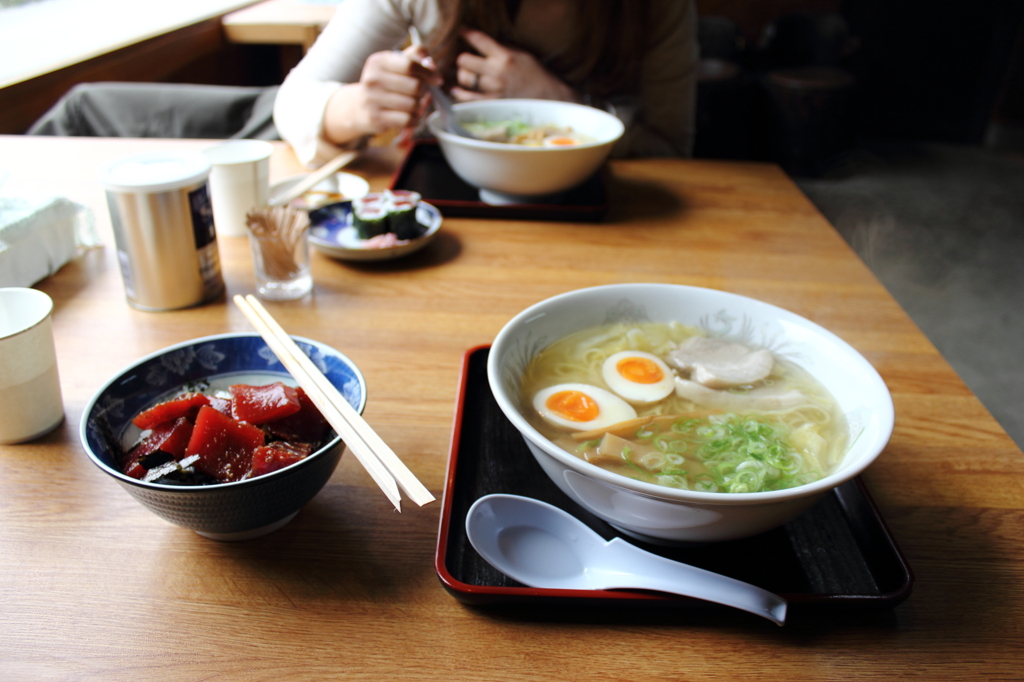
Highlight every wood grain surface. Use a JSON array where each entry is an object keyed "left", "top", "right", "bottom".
[
  {"left": 1, "top": 136, "right": 1021, "bottom": 681},
  {"left": 222, "top": 0, "right": 336, "bottom": 50}
]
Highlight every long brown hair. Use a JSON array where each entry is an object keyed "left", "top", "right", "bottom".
[{"left": 429, "top": 0, "right": 650, "bottom": 98}]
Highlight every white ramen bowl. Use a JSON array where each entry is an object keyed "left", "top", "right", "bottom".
[
  {"left": 487, "top": 284, "right": 894, "bottom": 543},
  {"left": 426, "top": 99, "right": 624, "bottom": 203}
]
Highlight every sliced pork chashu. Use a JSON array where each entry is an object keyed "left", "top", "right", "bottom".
[
  {"left": 673, "top": 377, "right": 808, "bottom": 411},
  {"left": 665, "top": 337, "right": 774, "bottom": 389}
]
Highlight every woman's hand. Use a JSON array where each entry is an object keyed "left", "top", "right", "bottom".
[
  {"left": 451, "top": 29, "right": 580, "bottom": 103},
  {"left": 322, "top": 45, "right": 441, "bottom": 146}
]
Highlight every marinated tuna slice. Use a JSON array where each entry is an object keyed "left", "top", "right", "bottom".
[
  {"left": 185, "top": 406, "right": 266, "bottom": 482},
  {"left": 263, "top": 388, "right": 330, "bottom": 445},
  {"left": 208, "top": 395, "right": 233, "bottom": 417},
  {"left": 131, "top": 392, "right": 210, "bottom": 430},
  {"left": 666, "top": 337, "right": 774, "bottom": 389},
  {"left": 230, "top": 382, "right": 302, "bottom": 425},
  {"left": 123, "top": 460, "right": 147, "bottom": 480},
  {"left": 251, "top": 442, "right": 314, "bottom": 478},
  {"left": 123, "top": 417, "right": 194, "bottom": 475}
]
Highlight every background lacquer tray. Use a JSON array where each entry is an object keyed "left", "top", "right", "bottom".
[{"left": 391, "top": 139, "right": 608, "bottom": 222}]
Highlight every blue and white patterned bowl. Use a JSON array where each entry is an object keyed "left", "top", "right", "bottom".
[{"left": 80, "top": 333, "right": 366, "bottom": 541}]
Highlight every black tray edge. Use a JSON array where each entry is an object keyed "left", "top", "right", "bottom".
[
  {"left": 435, "top": 346, "right": 915, "bottom": 613},
  {"left": 389, "top": 139, "right": 609, "bottom": 222}
]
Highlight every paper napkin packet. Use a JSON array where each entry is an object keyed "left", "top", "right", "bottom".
[{"left": 0, "top": 194, "right": 99, "bottom": 289}]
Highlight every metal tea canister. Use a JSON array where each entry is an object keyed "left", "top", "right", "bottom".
[{"left": 98, "top": 151, "right": 224, "bottom": 311}]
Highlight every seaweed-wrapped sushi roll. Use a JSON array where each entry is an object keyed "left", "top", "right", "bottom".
[
  {"left": 351, "top": 190, "right": 425, "bottom": 241},
  {"left": 389, "top": 199, "right": 425, "bottom": 240},
  {"left": 352, "top": 199, "right": 389, "bottom": 240}
]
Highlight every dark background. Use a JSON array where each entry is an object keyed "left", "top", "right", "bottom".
[{"left": 692, "top": 0, "right": 1024, "bottom": 169}]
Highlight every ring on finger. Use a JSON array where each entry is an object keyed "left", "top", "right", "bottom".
[{"left": 471, "top": 72, "right": 480, "bottom": 91}]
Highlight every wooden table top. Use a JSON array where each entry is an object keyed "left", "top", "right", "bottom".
[
  {"left": 222, "top": 0, "right": 337, "bottom": 50},
  {"left": 2, "top": 135, "right": 1021, "bottom": 680}
]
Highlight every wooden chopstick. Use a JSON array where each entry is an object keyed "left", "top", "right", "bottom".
[
  {"left": 242, "top": 295, "right": 436, "bottom": 506},
  {"left": 236, "top": 294, "right": 437, "bottom": 507},
  {"left": 233, "top": 295, "right": 404, "bottom": 511},
  {"left": 269, "top": 150, "right": 358, "bottom": 207}
]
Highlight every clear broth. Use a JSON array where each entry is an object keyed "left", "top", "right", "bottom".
[{"left": 519, "top": 322, "right": 848, "bottom": 493}]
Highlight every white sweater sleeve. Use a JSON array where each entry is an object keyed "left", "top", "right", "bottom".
[{"left": 273, "top": 0, "right": 442, "bottom": 167}]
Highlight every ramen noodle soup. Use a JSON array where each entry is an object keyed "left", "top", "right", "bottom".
[
  {"left": 464, "top": 119, "right": 594, "bottom": 147},
  {"left": 519, "top": 322, "right": 848, "bottom": 493}
]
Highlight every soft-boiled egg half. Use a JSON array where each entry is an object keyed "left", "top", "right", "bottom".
[
  {"left": 542, "top": 135, "right": 582, "bottom": 147},
  {"left": 602, "top": 350, "right": 676, "bottom": 404},
  {"left": 533, "top": 383, "right": 637, "bottom": 431}
]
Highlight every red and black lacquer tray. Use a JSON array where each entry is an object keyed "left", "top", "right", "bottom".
[
  {"left": 435, "top": 346, "right": 914, "bottom": 618},
  {"left": 390, "top": 139, "right": 608, "bottom": 222}
]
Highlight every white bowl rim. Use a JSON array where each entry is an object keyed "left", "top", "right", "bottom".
[
  {"left": 79, "top": 331, "right": 367, "bottom": 492},
  {"left": 487, "top": 283, "right": 895, "bottom": 506},
  {"left": 426, "top": 98, "right": 625, "bottom": 152}
]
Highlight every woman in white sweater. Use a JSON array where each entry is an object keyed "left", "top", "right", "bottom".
[
  {"left": 29, "top": 0, "right": 697, "bottom": 162},
  {"left": 274, "top": 0, "right": 698, "bottom": 166}
]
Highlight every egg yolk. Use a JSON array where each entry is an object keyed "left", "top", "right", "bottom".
[
  {"left": 616, "top": 357, "right": 665, "bottom": 384},
  {"left": 545, "top": 136, "right": 579, "bottom": 146},
  {"left": 545, "top": 390, "right": 600, "bottom": 422}
]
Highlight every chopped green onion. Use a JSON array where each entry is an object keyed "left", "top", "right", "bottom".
[
  {"left": 635, "top": 422, "right": 660, "bottom": 440},
  {"left": 671, "top": 418, "right": 700, "bottom": 433},
  {"left": 654, "top": 434, "right": 688, "bottom": 455}
]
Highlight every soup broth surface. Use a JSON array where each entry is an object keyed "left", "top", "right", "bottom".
[
  {"left": 464, "top": 119, "right": 593, "bottom": 146},
  {"left": 519, "top": 322, "right": 848, "bottom": 493}
]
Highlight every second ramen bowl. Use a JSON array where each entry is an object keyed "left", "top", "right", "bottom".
[
  {"left": 427, "top": 98, "right": 624, "bottom": 204},
  {"left": 487, "top": 284, "right": 894, "bottom": 544}
]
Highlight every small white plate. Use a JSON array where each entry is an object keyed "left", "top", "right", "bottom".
[
  {"left": 269, "top": 172, "right": 371, "bottom": 209},
  {"left": 308, "top": 202, "right": 442, "bottom": 261}
]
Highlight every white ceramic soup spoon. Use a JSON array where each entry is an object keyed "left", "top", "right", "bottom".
[{"left": 465, "top": 494, "right": 787, "bottom": 625}]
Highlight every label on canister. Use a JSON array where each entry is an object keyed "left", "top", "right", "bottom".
[
  {"left": 188, "top": 183, "right": 223, "bottom": 300},
  {"left": 99, "top": 151, "right": 225, "bottom": 311}
]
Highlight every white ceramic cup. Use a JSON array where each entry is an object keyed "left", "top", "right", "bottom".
[
  {"left": 0, "top": 288, "right": 64, "bottom": 443},
  {"left": 203, "top": 140, "right": 274, "bottom": 237}
]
